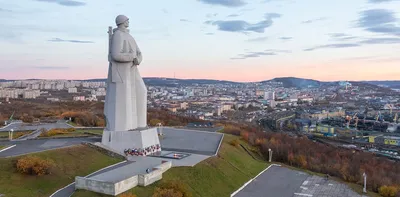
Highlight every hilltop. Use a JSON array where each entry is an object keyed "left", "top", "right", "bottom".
[
  {"left": 73, "top": 134, "right": 268, "bottom": 197},
  {"left": 364, "top": 80, "right": 400, "bottom": 89},
  {"left": 261, "top": 77, "right": 331, "bottom": 88}
]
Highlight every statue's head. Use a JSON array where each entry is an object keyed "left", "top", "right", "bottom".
[{"left": 116, "top": 15, "right": 129, "bottom": 28}]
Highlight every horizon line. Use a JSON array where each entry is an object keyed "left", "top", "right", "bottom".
[{"left": 0, "top": 76, "right": 398, "bottom": 83}]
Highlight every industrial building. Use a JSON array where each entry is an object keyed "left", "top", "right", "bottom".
[{"left": 369, "top": 135, "right": 400, "bottom": 147}]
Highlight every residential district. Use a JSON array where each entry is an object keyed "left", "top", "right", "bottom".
[{"left": 0, "top": 78, "right": 399, "bottom": 160}]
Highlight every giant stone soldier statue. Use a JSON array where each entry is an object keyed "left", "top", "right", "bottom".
[{"left": 104, "top": 15, "right": 147, "bottom": 131}]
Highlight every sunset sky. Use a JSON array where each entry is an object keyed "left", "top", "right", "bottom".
[{"left": 0, "top": 0, "right": 399, "bottom": 82}]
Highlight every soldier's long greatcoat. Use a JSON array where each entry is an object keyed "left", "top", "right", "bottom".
[{"left": 104, "top": 28, "right": 147, "bottom": 131}]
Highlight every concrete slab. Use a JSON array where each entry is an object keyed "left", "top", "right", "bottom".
[
  {"left": 160, "top": 128, "right": 223, "bottom": 156},
  {"left": 128, "top": 153, "right": 210, "bottom": 167},
  {"left": 89, "top": 157, "right": 163, "bottom": 183}
]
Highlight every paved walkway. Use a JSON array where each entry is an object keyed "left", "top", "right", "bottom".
[
  {"left": 233, "top": 165, "right": 366, "bottom": 197},
  {"left": 0, "top": 122, "right": 72, "bottom": 132},
  {"left": 0, "top": 137, "right": 100, "bottom": 158}
]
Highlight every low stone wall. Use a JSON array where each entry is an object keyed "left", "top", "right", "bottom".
[
  {"left": 114, "top": 175, "right": 139, "bottom": 195},
  {"left": 75, "top": 161, "right": 172, "bottom": 196},
  {"left": 156, "top": 160, "right": 172, "bottom": 173},
  {"left": 137, "top": 161, "right": 172, "bottom": 187},
  {"left": 75, "top": 177, "right": 115, "bottom": 196},
  {"left": 138, "top": 170, "right": 162, "bottom": 187}
]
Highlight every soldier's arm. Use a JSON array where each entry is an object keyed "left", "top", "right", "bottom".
[
  {"left": 110, "top": 33, "right": 134, "bottom": 62},
  {"left": 133, "top": 38, "right": 142, "bottom": 65}
]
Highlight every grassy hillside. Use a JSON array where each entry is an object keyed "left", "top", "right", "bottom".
[
  {"left": 73, "top": 134, "right": 269, "bottom": 197},
  {"left": 0, "top": 145, "right": 123, "bottom": 197}
]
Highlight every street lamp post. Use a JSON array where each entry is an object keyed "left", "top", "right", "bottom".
[
  {"left": 9, "top": 129, "right": 14, "bottom": 141},
  {"left": 363, "top": 172, "right": 367, "bottom": 193},
  {"left": 268, "top": 148, "right": 273, "bottom": 162},
  {"left": 157, "top": 123, "right": 163, "bottom": 137}
]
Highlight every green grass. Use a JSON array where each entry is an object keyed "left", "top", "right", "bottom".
[
  {"left": 73, "top": 134, "right": 269, "bottom": 197},
  {"left": 0, "top": 131, "right": 33, "bottom": 139},
  {"left": 75, "top": 129, "right": 103, "bottom": 135},
  {"left": 49, "top": 133, "right": 90, "bottom": 138},
  {"left": 37, "top": 129, "right": 103, "bottom": 138},
  {"left": 68, "top": 121, "right": 79, "bottom": 126},
  {"left": 0, "top": 145, "right": 123, "bottom": 197},
  {"left": 0, "top": 145, "right": 5, "bottom": 150}
]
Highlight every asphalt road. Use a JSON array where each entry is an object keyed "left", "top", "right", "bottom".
[
  {"left": 0, "top": 121, "right": 73, "bottom": 132},
  {"left": 234, "top": 165, "right": 309, "bottom": 197},
  {"left": 50, "top": 161, "right": 133, "bottom": 197},
  {"left": 234, "top": 165, "right": 365, "bottom": 197},
  {"left": 14, "top": 129, "right": 43, "bottom": 141},
  {"left": 0, "top": 137, "right": 101, "bottom": 158}
]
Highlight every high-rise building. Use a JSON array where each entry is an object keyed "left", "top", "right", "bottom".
[
  {"left": 68, "top": 87, "right": 78, "bottom": 93},
  {"left": 264, "top": 91, "right": 275, "bottom": 100}
]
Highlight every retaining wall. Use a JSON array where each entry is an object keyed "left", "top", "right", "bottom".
[
  {"left": 75, "top": 177, "right": 115, "bottom": 196},
  {"left": 75, "top": 161, "right": 172, "bottom": 196},
  {"left": 138, "top": 169, "right": 163, "bottom": 187},
  {"left": 137, "top": 160, "right": 172, "bottom": 186},
  {"left": 114, "top": 175, "right": 139, "bottom": 195}
]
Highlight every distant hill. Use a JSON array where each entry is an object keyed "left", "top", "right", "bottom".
[
  {"left": 84, "top": 77, "right": 239, "bottom": 86},
  {"left": 144, "top": 77, "right": 240, "bottom": 86},
  {"left": 1, "top": 77, "right": 399, "bottom": 89},
  {"left": 261, "top": 77, "right": 330, "bottom": 88},
  {"left": 364, "top": 81, "right": 400, "bottom": 89}
]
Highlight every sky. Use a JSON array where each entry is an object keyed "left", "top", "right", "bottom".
[{"left": 0, "top": 0, "right": 400, "bottom": 82}]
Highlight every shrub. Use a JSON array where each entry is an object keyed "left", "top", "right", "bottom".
[
  {"left": 379, "top": 186, "right": 398, "bottom": 197},
  {"left": 13, "top": 132, "right": 28, "bottom": 139},
  {"left": 66, "top": 128, "right": 76, "bottom": 132},
  {"left": 229, "top": 139, "right": 240, "bottom": 147},
  {"left": 149, "top": 119, "right": 162, "bottom": 126},
  {"left": 118, "top": 193, "right": 137, "bottom": 197},
  {"left": 16, "top": 156, "right": 55, "bottom": 176},
  {"left": 152, "top": 188, "right": 183, "bottom": 197},
  {"left": 155, "top": 181, "right": 192, "bottom": 197},
  {"left": 39, "top": 128, "right": 76, "bottom": 137}
]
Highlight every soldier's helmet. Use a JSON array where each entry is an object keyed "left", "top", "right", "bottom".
[{"left": 116, "top": 15, "right": 129, "bottom": 26}]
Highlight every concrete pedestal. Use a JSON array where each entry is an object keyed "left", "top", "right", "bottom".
[{"left": 102, "top": 128, "right": 161, "bottom": 155}]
